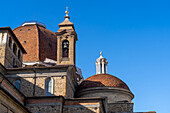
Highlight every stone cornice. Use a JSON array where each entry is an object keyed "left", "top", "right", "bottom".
[{"left": 76, "top": 86, "right": 134, "bottom": 100}]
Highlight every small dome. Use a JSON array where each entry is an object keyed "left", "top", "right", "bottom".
[{"left": 77, "top": 74, "right": 130, "bottom": 91}]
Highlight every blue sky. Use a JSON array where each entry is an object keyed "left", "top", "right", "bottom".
[{"left": 1, "top": 0, "right": 169, "bottom": 113}]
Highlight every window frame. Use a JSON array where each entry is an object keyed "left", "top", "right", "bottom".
[
  {"left": 14, "top": 79, "right": 21, "bottom": 90},
  {"left": 45, "top": 77, "right": 54, "bottom": 96}
]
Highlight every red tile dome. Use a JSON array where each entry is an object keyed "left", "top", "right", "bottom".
[
  {"left": 77, "top": 74, "right": 130, "bottom": 91},
  {"left": 13, "top": 22, "right": 57, "bottom": 62}
]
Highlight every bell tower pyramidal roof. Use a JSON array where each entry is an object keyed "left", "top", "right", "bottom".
[{"left": 58, "top": 7, "right": 75, "bottom": 32}]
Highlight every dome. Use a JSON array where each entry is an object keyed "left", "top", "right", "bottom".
[
  {"left": 13, "top": 22, "right": 57, "bottom": 63},
  {"left": 77, "top": 74, "right": 130, "bottom": 91}
]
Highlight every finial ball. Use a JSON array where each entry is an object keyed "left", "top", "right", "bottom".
[
  {"left": 65, "top": 7, "right": 69, "bottom": 16},
  {"left": 100, "top": 51, "right": 102, "bottom": 55}
]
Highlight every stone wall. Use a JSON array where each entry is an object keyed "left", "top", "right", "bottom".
[
  {"left": 63, "top": 98, "right": 106, "bottom": 113},
  {"left": 5, "top": 66, "right": 75, "bottom": 97},
  {"left": 7, "top": 72, "right": 67, "bottom": 97},
  {"left": 66, "top": 76, "right": 74, "bottom": 98},
  {"left": 57, "top": 30, "right": 76, "bottom": 65},
  {"left": 0, "top": 63, "right": 6, "bottom": 75},
  {"left": 0, "top": 30, "right": 23, "bottom": 68},
  {"left": 65, "top": 67, "right": 78, "bottom": 98},
  {"left": 108, "top": 103, "right": 133, "bottom": 113},
  {"left": 27, "top": 105, "right": 61, "bottom": 113},
  {"left": 0, "top": 90, "right": 29, "bottom": 113},
  {"left": 133, "top": 111, "right": 156, "bottom": 113},
  {"left": 63, "top": 106, "right": 100, "bottom": 113},
  {"left": 26, "top": 96, "right": 63, "bottom": 113},
  {"left": 5, "top": 45, "right": 22, "bottom": 68},
  {"left": 25, "top": 96, "right": 107, "bottom": 113},
  {"left": 0, "top": 72, "right": 29, "bottom": 113},
  {"left": 0, "top": 44, "right": 6, "bottom": 67},
  {"left": 77, "top": 87, "right": 133, "bottom": 103}
]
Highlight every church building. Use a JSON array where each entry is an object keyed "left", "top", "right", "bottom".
[{"left": 0, "top": 8, "right": 156, "bottom": 113}]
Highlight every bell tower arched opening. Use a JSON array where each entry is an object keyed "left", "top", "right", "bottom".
[{"left": 62, "top": 40, "right": 69, "bottom": 58}]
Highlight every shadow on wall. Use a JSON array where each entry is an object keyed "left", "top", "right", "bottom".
[
  {"left": 75, "top": 80, "right": 105, "bottom": 97},
  {"left": 8, "top": 76, "right": 55, "bottom": 97},
  {"left": 6, "top": 75, "right": 105, "bottom": 113}
]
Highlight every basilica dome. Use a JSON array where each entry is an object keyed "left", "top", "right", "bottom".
[
  {"left": 75, "top": 52, "right": 134, "bottom": 103},
  {"left": 77, "top": 74, "right": 130, "bottom": 91},
  {"left": 13, "top": 21, "right": 57, "bottom": 63}
]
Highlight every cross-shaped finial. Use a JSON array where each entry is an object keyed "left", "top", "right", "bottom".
[{"left": 65, "top": 7, "right": 69, "bottom": 16}]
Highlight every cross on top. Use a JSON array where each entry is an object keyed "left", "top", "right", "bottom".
[{"left": 65, "top": 7, "right": 69, "bottom": 16}]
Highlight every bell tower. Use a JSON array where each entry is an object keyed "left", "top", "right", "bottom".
[{"left": 56, "top": 7, "right": 78, "bottom": 65}]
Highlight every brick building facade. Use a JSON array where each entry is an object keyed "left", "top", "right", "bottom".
[{"left": 0, "top": 8, "right": 156, "bottom": 113}]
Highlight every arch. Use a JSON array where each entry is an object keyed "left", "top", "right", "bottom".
[
  {"left": 100, "top": 63, "right": 102, "bottom": 74},
  {"left": 104, "top": 64, "right": 106, "bottom": 74},
  {"left": 62, "top": 40, "right": 69, "bottom": 58},
  {"left": 45, "top": 77, "right": 54, "bottom": 96},
  {"left": 13, "top": 43, "right": 17, "bottom": 55},
  {"left": 15, "top": 79, "right": 21, "bottom": 90}
]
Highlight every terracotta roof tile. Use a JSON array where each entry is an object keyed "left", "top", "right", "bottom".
[
  {"left": 77, "top": 74, "right": 130, "bottom": 91},
  {"left": 13, "top": 25, "right": 57, "bottom": 62}
]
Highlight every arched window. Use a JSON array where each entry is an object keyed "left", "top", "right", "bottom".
[
  {"left": 18, "top": 50, "right": 21, "bottom": 60},
  {"left": 104, "top": 64, "right": 106, "bottom": 74},
  {"left": 15, "top": 80, "right": 21, "bottom": 90},
  {"left": 62, "top": 40, "right": 69, "bottom": 58},
  {"left": 45, "top": 78, "right": 53, "bottom": 96},
  {"left": 13, "top": 43, "right": 17, "bottom": 55},
  {"left": 13, "top": 58, "right": 17, "bottom": 67},
  {"left": 9, "top": 37, "right": 12, "bottom": 48},
  {"left": 100, "top": 63, "right": 102, "bottom": 74}
]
